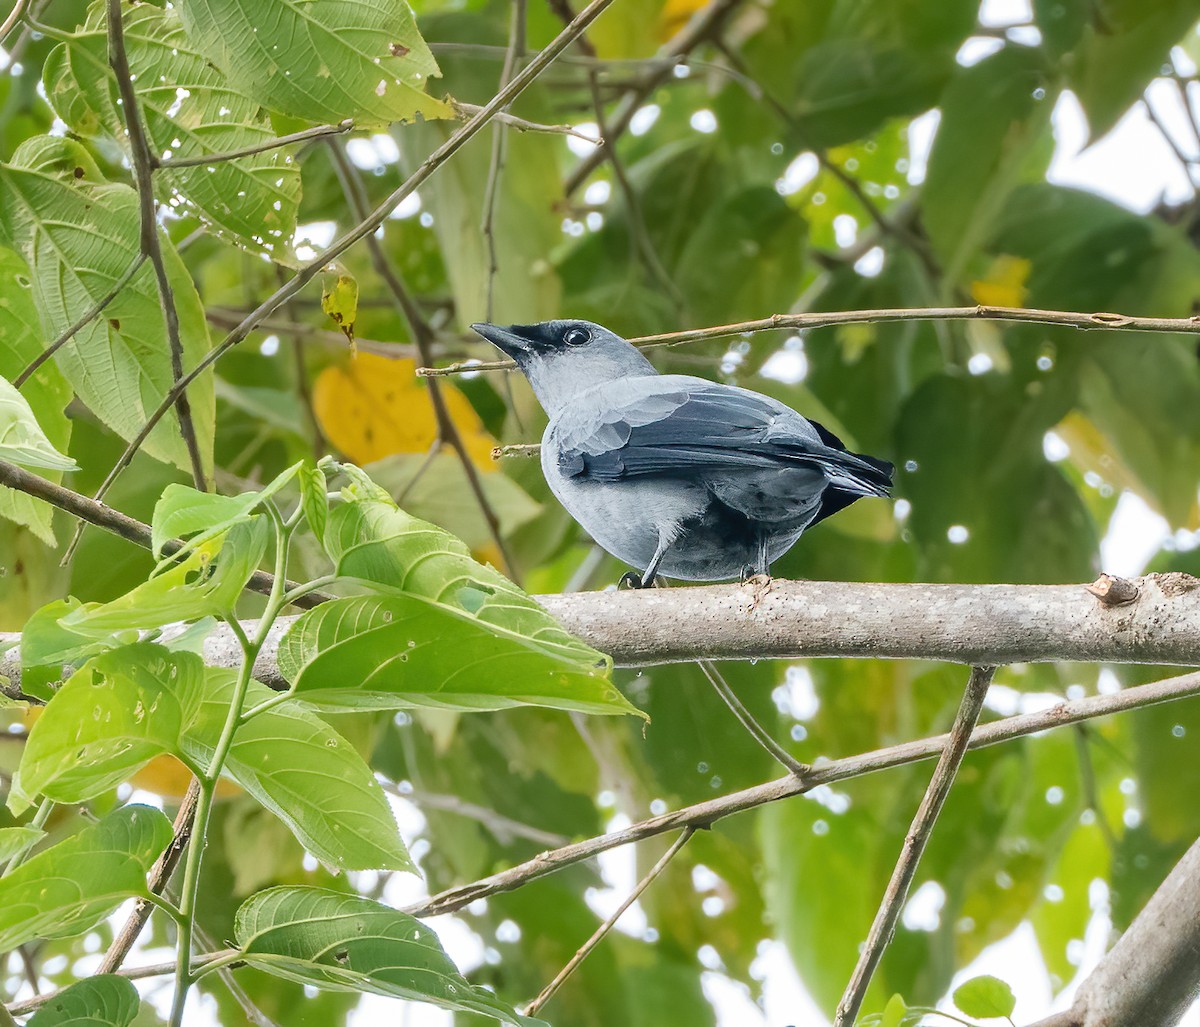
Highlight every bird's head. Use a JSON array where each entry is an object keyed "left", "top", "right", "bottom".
[{"left": 470, "top": 319, "right": 655, "bottom": 413}]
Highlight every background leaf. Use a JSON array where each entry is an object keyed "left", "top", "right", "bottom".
[{"left": 26, "top": 975, "right": 140, "bottom": 1027}]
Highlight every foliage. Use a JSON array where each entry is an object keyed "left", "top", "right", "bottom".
[{"left": 0, "top": 0, "right": 1198, "bottom": 1024}]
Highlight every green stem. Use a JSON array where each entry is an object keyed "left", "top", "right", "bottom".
[
  {"left": 168, "top": 516, "right": 294, "bottom": 1027},
  {"left": 280, "top": 573, "right": 338, "bottom": 609},
  {"left": 1, "top": 798, "right": 55, "bottom": 876},
  {"left": 239, "top": 690, "right": 292, "bottom": 723}
]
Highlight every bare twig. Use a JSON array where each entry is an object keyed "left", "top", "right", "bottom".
[
  {"left": 562, "top": 0, "right": 746, "bottom": 196},
  {"left": 97, "top": 778, "right": 202, "bottom": 974},
  {"left": 106, "top": 0, "right": 206, "bottom": 492},
  {"left": 6, "top": 950, "right": 239, "bottom": 1017},
  {"left": 157, "top": 120, "right": 354, "bottom": 168},
  {"left": 698, "top": 659, "right": 807, "bottom": 776},
  {"left": 418, "top": 303, "right": 1200, "bottom": 375},
  {"left": 327, "top": 139, "right": 522, "bottom": 581},
  {"left": 12, "top": 254, "right": 147, "bottom": 388},
  {"left": 0, "top": 458, "right": 326, "bottom": 609},
  {"left": 400, "top": 666, "right": 1200, "bottom": 920},
  {"left": 82, "top": 0, "right": 618, "bottom": 509},
  {"left": 523, "top": 828, "right": 694, "bottom": 1016},
  {"left": 0, "top": 0, "right": 29, "bottom": 43},
  {"left": 833, "top": 666, "right": 997, "bottom": 1026},
  {"left": 383, "top": 781, "right": 570, "bottom": 848},
  {"left": 453, "top": 100, "right": 593, "bottom": 139},
  {"left": 480, "top": 0, "right": 526, "bottom": 321},
  {"left": 204, "top": 308, "right": 419, "bottom": 359}
]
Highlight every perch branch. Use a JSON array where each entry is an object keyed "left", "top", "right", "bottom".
[
  {"left": 834, "top": 666, "right": 996, "bottom": 1026},
  {"left": 417, "top": 303, "right": 1200, "bottom": 376}
]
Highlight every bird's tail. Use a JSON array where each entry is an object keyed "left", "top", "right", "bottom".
[{"left": 823, "top": 450, "right": 894, "bottom": 498}]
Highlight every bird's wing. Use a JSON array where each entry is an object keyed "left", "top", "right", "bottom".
[{"left": 554, "top": 376, "right": 892, "bottom": 497}]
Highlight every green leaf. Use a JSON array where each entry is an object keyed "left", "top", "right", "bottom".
[
  {"left": 44, "top": 2, "right": 300, "bottom": 260},
  {"left": 26, "top": 974, "right": 140, "bottom": 1027},
  {"left": 185, "top": 671, "right": 415, "bottom": 873},
  {"left": 0, "top": 805, "right": 171, "bottom": 951},
  {"left": 0, "top": 374, "right": 76, "bottom": 471},
  {"left": 922, "top": 45, "right": 1053, "bottom": 284},
  {"left": 235, "top": 886, "right": 542, "bottom": 1025},
  {"left": 175, "top": 0, "right": 453, "bottom": 128},
  {"left": 150, "top": 461, "right": 300, "bottom": 557},
  {"left": 298, "top": 463, "right": 329, "bottom": 542},
  {"left": 953, "top": 975, "right": 1016, "bottom": 1018},
  {"left": 10, "top": 645, "right": 204, "bottom": 813},
  {"left": 280, "top": 593, "right": 633, "bottom": 716},
  {"left": 1064, "top": 0, "right": 1200, "bottom": 141},
  {"left": 0, "top": 137, "right": 214, "bottom": 474},
  {"left": 0, "top": 825, "right": 45, "bottom": 862},
  {"left": 0, "top": 246, "right": 72, "bottom": 545}
]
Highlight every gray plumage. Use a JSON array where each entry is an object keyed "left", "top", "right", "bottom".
[{"left": 471, "top": 319, "right": 894, "bottom": 585}]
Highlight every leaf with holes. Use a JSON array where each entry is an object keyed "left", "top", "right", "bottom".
[
  {"left": 235, "top": 887, "right": 542, "bottom": 1025},
  {"left": 175, "top": 0, "right": 452, "bottom": 127},
  {"left": 0, "top": 805, "right": 172, "bottom": 951},
  {"left": 0, "top": 246, "right": 73, "bottom": 544},
  {"left": 182, "top": 670, "right": 415, "bottom": 873},
  {"left": 26, "top": 975, "right": 140, "bottom": 1027},
  {"left": 44, "top": 2, "right": 300, "bottom": 260},
  {"left": 10, "top": 645, "right": 205, "bottom": 813},
  {"left": 0, "top": 137, "right": 214, "bottom": 474}
]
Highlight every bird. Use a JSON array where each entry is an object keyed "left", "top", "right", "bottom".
[{"left": 470, "top": 319, "right": 894, "bottom": 587}]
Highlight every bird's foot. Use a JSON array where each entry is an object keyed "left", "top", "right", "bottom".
[
  {"left": 618, "top": 571, "right": 657, "bottom": 589},
  {"left": 740, "top": 565, "right": 772, "bottom": 587}
]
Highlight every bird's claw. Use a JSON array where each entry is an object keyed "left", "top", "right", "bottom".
[{"left": 618, "top": 571, "right": 643, "bottom": 590}]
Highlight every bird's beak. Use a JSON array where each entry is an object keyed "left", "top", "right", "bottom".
[{"left": 470, "top": 322, "right": 529, "bottom": 359}]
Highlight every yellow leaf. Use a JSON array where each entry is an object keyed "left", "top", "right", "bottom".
[
  {"left": 130, "top": 754, "right": 241, "bottom": 799},
  {"left": 321, "top": 272, "right": 359, "bottom": 343},
  {"left": 313, "top": 353, "right": 496, "bottom": 468},
  {"left": 659, "top": 0, "right": 707, "bottom": 39},
  {"left": 970, "top": 255, "right": 1032, "bottom": 307}
]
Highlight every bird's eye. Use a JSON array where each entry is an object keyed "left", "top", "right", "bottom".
[{"left": 563, "top": 327, "right": 590, "bottom": 346}]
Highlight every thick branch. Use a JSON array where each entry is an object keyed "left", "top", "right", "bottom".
[
  {"left": 417, "top": 304, "right": 1200, "bottom": 376},
  {"left": 1029, "top": 834, "right": 1200, "bottom": 1027}
]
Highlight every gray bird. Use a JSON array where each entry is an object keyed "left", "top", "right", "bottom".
[{"left": 470, "top": 319, "right": 894, "bottom": 586}]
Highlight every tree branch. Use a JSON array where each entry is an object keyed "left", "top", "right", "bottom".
[
  {"left": 81, "top": 0, "right": 618, "bottom": 510},
  {"left": 157, "top": 120, "right": 354, "bottom": 169},
  {"left": 1027, "top": 833, "right": 1200, "bottom": 1027},
  {"left": 417, "top": 304, "right": 1200, "bottom": 376},
  {"left": 698, "top": 659, "right": 808, "bottom": 776},
  {"left": 399, "top": 666, "right": 1200, "bottom": 920},
  {"left": 523, "top": 827, "right": 694, "bottom": 1016},
  {"left": 105, "top": 0, "right": 206, "bottom": 492},
  {"left": 834, "top": 666, "right": 996, "bottom": 1026}
]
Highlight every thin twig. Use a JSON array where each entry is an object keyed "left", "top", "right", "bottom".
[
  {"left": 12, "top": 254, "right": 147, "bottom": 388},
  {"left": 480, "top": 0, "right": 526, "bottom": 321},
  {"left": 205, "top": 308, "right": 419, "bottom": 359},
  {"left": 417, "top": 303, "right": 1200, "bottom": 375},
  {"left": 382, "top": 781, "right": 571, "bottom": 848},
  {"left": 83, "top": 0, "right": 617, "bottom": 511},
  {"left": 453, "top": 100, "right": 593, "bottom": 139},
  {"left": 562, "top": 0, "right": 745, "bottom": 196},
  {"left": 0, "top": 0, "right": 29, "bottom": 43},
  {"left": 698, "top": 659, "right": 808, "bottom": 776},
  {"left": 6, "top": 950, "right": 240, "bottom": 1017},
  {"left": 97, "top": 778, "right": 202, "bottom": 975},
  {"left": 401, "top": 665, "right": 1196, "bottom": 920},
  {"left": 523, "top": 828, "right": 694, "bottom": 1016},
  {"left": 106, "top": 0, "right": 206, "bottom": 492},
  {"left": 326, "top": 139, "right": 522, "bottom": 581},
  {"left": 0, "top": 458, "right": 327, "bottom": 609},
  {"left": 157, "top": 119, "right": 354, "bottom": 169},
  {"left": 833, "top": 666, "right": 997, "bottom": 1026}
]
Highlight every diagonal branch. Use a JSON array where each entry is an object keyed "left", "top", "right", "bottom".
[
  {"left": 523, "top": 827, "right": 694, "bottom": 1016},
  {"left": 105, "top": 0, "right": 206, "bottom": 492},
  {"left": 418, "top": 303, "right": 1200, "bottom": 376},
  {"left": 325, "top": 140, "right": 521, "bottom": 581},
  {"left": 157, "top": 119, "right": 354, "bottom": 169},
  {"left": 834, "top": 665, "right": 997, "bottom": 1026},
  {"left": 80, "top": 0, "right": 618, "bottom": 511},
  {"left": 698, "top": 659, "right": 808, "bottom": 776},
  {"left": 400, "top": 666, "right": 1200, "bottom": 920}
]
